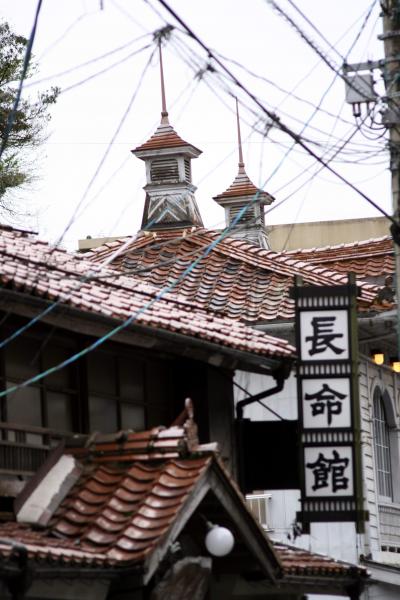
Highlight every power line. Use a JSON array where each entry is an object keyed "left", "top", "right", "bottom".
[
  {"left": 53, "top": 45, "right": 156, "bottom": 249},
  {"left": 37, "top": 9, "right": 97, "bottom": 60},
  {"left": 172, "top": 26, "right": 385, "bottom": 198},
  {"left": 270, "top": 0, "right": 400, "bottom": 137},
  {"left": 172, "top": 28, "right": 387, "bottom": 164},
  {"left": 25, "top": 33, "right": 152, "bottom": 88},
  {"left": 0, "top": 0, "right": 43, "bottom": 161},
  {"left": 171, "top": 35, "right": 364, "bottom": 170},
  {"left": 266, "top": 0, "right": 381, "bottom": 109},
  {"left": 287, "top": 0, "right": 377, "bottom": 62},
  {"left": 0, "top": 180, "right": 283, "bottom": 399},
  {"left": 172, "top": 31, "right": 387, "bottom": 161},
  {"left": 61, "top": 42, "right": 153, "bottom": 94},
  {"left": 214, "top": 51, "right": 355, "bottom": 128},
  {"left": 154, "top": 0, "right": 397, "bottom": 229}
]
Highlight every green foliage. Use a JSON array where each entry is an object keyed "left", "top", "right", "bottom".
[{"left": 0, "top": 21, "right": 59, "bottom": 208}]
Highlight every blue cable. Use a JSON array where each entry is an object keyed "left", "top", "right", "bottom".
[{"left": 0, "top": 187, "right": 263, "bottom": 399}]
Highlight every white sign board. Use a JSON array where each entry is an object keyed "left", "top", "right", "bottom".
[
  {"left": 302, "top": 378, "right": 351, "bottom": 429},
  {"left": 304, "top": 446, "right": 354, "bottom": 497},
  {"left": 300, "top": 310, "right": 349, "bottom": 361}
]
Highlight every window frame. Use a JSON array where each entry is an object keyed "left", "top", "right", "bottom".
[{"left": 373, "top": 388, "right": 393, "bottom": 502}]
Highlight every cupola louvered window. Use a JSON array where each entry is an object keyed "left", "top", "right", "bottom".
[
  {"left": 150, "top": 157, "right": 179, "bottom": 183},
  {"left": 229, "top": 205, "right": 256, "bottom": 225},
  {"left": 184, "top": 158, "right": 191, "bottom": 182}
]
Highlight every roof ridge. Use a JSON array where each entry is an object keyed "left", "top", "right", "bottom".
[
  {"left": 286, "top": 234, "right": 393, "bottom": 255},
  {"left": 197, "top": 233, "right": 379, "bottom": 298}
]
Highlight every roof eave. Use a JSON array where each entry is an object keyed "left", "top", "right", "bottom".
[
  {"left": 213, "top": 192, "right": 274, "bottom": 205},
  {"left": 0, "top": 288, "right": 294, "bottom": 375},
  {"left": 132, "top": 145, "right": 202, "bottom": 159},
  {"left": 260, "top": 573, "right": 368, "bottom": 596}
]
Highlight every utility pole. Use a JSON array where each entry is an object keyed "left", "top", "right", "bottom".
[
  {"left": 343, "top": 1, "right": 400, "bottom": 355},
  {"left": 380, "top": 0, "right": 400, "bottom": 353}
]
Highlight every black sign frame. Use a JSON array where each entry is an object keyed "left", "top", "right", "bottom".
[{"left": 293, "top": 276, "right": 368, "bottom": 534}]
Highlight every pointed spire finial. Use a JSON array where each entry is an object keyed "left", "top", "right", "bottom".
[
  {"left": 236, "top": 98, "right": 245, "bottom": 174},
  {"left": 159, "top": 42, "right": 169, "bottom": 125}
]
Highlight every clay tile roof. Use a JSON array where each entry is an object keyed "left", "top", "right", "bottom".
[
  {"left": 1, "top": 419, "right": 280, "bottom": 578},
  {"left": 47, "top": 438, "right": 212, "bottom": 567},
  {"left": 0, "top": 522, "right": 109, "bottom": 567},
  {"left": 86, "top": 227, "right": 387, "bottom": 323},
  {"left": 0, "top": 227, "right": 295, "bottom": 360},
  {"left": 213, "top": 170, "right": 273, "bottom": 203},
  {"left": 0, "top": 422, "right": 368, "bottom": 592},
  {"left": 285, "top": 235, "right": 394, "bottom": 280},
  {"left": 68, "top": 425, "right": 192, "bottom": 462},
  {"left": 133, "top": 122, "right": 201, "bottom": 153},
  {"left": 0, "top": 454, "right": 211, "bottom": 570},
  {"left": 274, "top": 542, "right": 368, "bottom": 579}
]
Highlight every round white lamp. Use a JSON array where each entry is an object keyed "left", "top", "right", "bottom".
[{"left": 205, "top": 525, "right": 235, "bottom": 557}]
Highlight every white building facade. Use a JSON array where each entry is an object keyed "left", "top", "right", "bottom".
[{"left": 237, "top": 347, "right": 400, "bottom": 599}]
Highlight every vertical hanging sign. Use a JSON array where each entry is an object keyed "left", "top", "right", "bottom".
[{"left": 293, "top": 276, "right": 367, "bottom": 533}]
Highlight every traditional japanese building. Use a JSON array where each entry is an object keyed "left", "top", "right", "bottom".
[
  {"left": 0, "top": 401, "right": 369, "bottom": 600},
  {"left": 0, "top": 220, "right": 372, "bottom": 597},
  {"left": 82, "top": 50, "right": 400, "bottom": 600}
]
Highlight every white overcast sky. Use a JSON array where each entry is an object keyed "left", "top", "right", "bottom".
[{"left": 0, "top": 0, "right": 391, "bottom": 248}]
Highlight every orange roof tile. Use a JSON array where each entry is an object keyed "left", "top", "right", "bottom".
[
  {"left": 275, "top": 542, "right": 369, "bottom": 578},
  {"left": 285, "top": 235, "right": 394, "bottom": 280},
  {"left": 0, "top": 422, "right": 368, "bottom": 585},
  {"left": 3, "top": 420, "right": 280, "bottom": 578},
  {"left": 0, "top": 227, "right": 295, "bottom": 360},
  {"left": 133, "top": 122, "right": 201, "bottom": 154},
  {"left": 86, "top": 227, "right": 386, "bottom": 323},
  {"left": 213, "top": 170, "right": 273, "bottom": 203}
]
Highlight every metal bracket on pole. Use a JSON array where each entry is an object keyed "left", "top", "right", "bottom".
[{"left": 342, "top": 59, "right": 384, "bottom": 73}]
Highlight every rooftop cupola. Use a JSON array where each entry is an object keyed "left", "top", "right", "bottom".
[
  {"left": 132, "top": 44, "right": 203, "bottom": 231},
  {"left": 213, "top": 99, "right": 274, "bottom": 248}
]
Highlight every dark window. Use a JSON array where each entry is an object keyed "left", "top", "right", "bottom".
[
  {"left": 1, "top": 324, "right": 163, "bottom": 439},
  {"left": 87, "top": 351, "right": 145, "bottom": 433},
  {"left": 4, "top": 334, "right": 78, "bottom": 443}
]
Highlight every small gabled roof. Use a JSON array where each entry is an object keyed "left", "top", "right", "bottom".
[
  {"left": 0, "top": 399, "right": 367, "bottom": 593},
  {"left": 213, "top": 100, "right": 273, "bottom": 208},
  {"left": 133, "top": 121, "right": 201, "bottom": 156},
  {"left": 86, "top": 227, "right": 385, "bottom": 323},
  {"left": 0, "top": 407, "right": 369, "bottom": 595},
  {"left": 213, "top": 170, "right": 274, "bottom": 205},
  {"left": 272, "top": 542, "right": 369, "bottom": 596},
  {"left": 6, "top": 408, "right": 281, "bottom": 584},
  {"left": 132, "top": 45, "right": 201, "bottom": 158}
]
